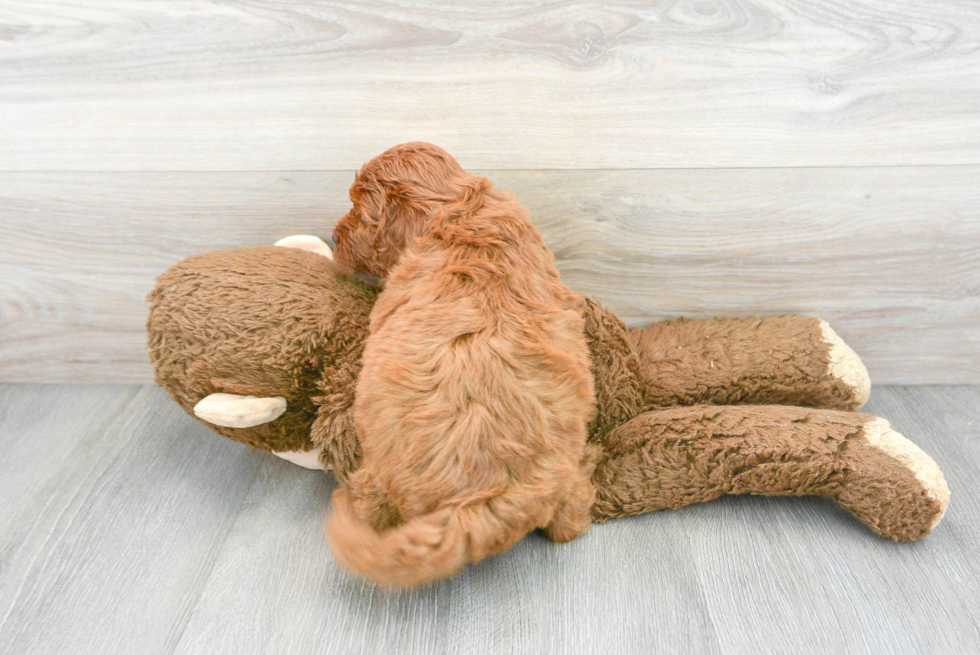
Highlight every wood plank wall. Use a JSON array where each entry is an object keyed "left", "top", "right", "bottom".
[{"left": 1, "top": 1, "right": 978, "bottom": 383}]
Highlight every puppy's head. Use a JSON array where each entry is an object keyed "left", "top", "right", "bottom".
[{"left": 332, "top": 142, "right": 484, "bottom": 279}]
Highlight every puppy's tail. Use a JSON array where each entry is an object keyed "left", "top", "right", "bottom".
[
  {"left": 326, "top": 486, "right": 537, "bottom": 588},
  {"left": 326, "top": 487, "right": 473, "bottom": 587}
]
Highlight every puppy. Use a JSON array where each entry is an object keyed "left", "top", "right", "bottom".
[{"left": 327, "top": 143, "right": 596, "bottom": 587}]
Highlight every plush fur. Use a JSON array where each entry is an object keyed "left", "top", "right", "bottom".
[
  {"left": 147, "top": 245, "right": 950, "bottom": 579},
  {"left": 326, "top": 143, "right": 596, "bottom": 587},
  {"left": 147, "top": 246, "right": 377, "bottom": 462},
  {"left": 631, "top": 316, "right": 864, "bottom": 410},
  {"left": 146, "top": 145, "right": 950, "bottom": 585}
]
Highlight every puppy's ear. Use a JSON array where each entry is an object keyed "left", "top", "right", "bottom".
[{"left": 369, "top": 188, "right": 430, "bottom": 273}]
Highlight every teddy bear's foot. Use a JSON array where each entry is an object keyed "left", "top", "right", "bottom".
[
  {"left": 591, "top": 405, "right": 949, "bottom": 541},
  {"left": 274, "top": 234, "right": 333, "bottom": 259},
  {"left": 837, "top": 417, "right": 949, "bottom": 540},
  {"left": 819, "top": 321, "right": 871, "bottom": 410}
]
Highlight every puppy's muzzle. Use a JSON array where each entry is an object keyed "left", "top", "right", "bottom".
[{"left": 328, "top": 231, "right": 379, "bottom": 285}]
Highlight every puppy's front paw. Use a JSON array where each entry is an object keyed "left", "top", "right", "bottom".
[
  {"left": 819, "top": 320, "right": 871, "bottom": 409},
  {"left": 274, "top": 234, "right": 333, "bottom": 259}
]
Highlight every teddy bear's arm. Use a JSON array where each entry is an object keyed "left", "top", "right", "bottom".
[
  {"left": 589, "top": 404, "right": 948, "bottom": 542},
  {"left": 310, "top": 408, "right": 362, "bottom": 483},
  {"left": 628, "top": 316, "right": 870, "bottom": 411}
]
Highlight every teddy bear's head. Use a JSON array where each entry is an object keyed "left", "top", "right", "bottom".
[{"left": 147, "top": 245, "right": 378, "bottom": 465}]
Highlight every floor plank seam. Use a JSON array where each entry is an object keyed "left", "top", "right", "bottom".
[
  {"left": 0, "top": 386, "right": 142, "bottom": 639},
  {"left": 163, "top": 457, "right": 266, "bottom": 655},
  {"left": 680, "top": 517, "right": 724, "bottom": 654}
]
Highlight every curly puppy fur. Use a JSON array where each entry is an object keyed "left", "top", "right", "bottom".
[{"left": 327, "top": 143, "right": 597, "bottom": 587}]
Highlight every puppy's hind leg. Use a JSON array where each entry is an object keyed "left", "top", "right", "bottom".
[
  {"left": 545, "top": 470, "right": 596, "bottom": 543},
  {"left": 343, "top": 468, "right": 402, "bottom": 532}
]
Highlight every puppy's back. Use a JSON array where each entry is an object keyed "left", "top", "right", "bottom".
[{"left": 327, "top": 197, "right": 596, "bottom": 586}]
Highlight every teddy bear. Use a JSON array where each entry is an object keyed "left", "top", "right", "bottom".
[{"left": 147, "top": 235, "right": 949, "bottom": 555}]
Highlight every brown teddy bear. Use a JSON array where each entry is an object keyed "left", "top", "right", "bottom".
[{"left": 147, "top": 236, "right": 949, "bottom": 580}]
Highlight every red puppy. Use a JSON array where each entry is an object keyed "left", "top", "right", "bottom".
[{"left": 327, "top": 143, "right": 596, "bottom": 587}]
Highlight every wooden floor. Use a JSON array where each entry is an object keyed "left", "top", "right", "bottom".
[{"left": 0, "top": 383, "right": 977, "bottom": 654}]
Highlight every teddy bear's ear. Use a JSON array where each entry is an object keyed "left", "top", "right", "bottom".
[
  {"left": 193, "top": 393, "right": 287, "bottom": 428},
  {"left": 274, "top": 234, "right": 333, "bottom": 259}
]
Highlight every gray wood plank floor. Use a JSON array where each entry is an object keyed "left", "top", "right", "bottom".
[{"left": 1, "top": 384, "right": 977, "bottom": 654}]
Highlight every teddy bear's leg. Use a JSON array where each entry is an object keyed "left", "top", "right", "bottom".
[
  {"left": 629, "top": 316, "right": 870, "bottom": 411},
  {"left": 590, "top": 405, "right": 948, "bottom": 542},
  {"left": 310, "top": 403, "right": 363, "bottom": 484}
]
